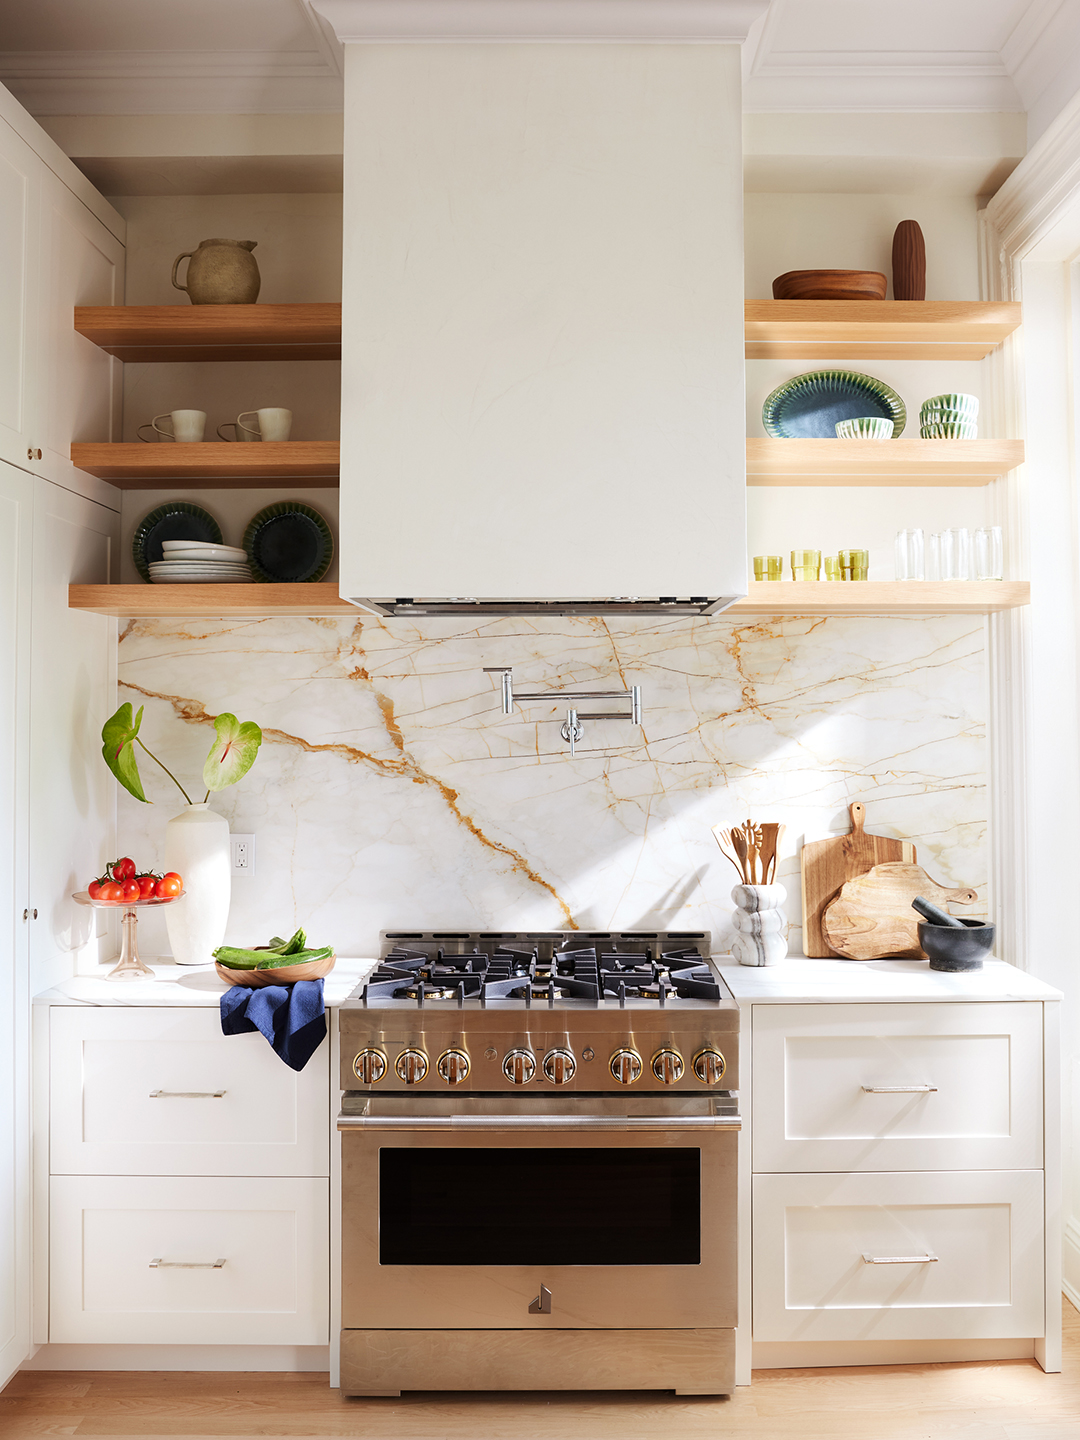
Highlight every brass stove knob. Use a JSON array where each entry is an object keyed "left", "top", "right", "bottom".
[
  {"left": 542, "top": 1048, "right": 576, "bottom": 1085},
  {"left": 692, "top": 1048, "right": 726, "bottom": 1085},
  {"left": 502, "top": 1048, "right": 536, "bottom": 1085},
  {"left": 395, "top": 1048, "right": 428, "bottom": 1084},
  {"left": 610, "top": 1048, "right": 642, "bottom": 1085},
  {"left": 437, "top": 1048, "right": 471, "bottom": 1085},
  {"left": 353, "top": 1048, "right": 387, "bottom": 1084},
  {"left": 652, "top": 1048, "right": 685, "bottom": 1085}
]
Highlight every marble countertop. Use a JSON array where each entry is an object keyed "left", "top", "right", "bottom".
[
  {"left": 715, "top": 956, "right": 1062, "bottom": 1003},
  {"left": 34, "top": 956, "right": 380, "bottom": 1008}
]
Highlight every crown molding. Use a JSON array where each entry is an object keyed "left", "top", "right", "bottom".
[
  {"left": 985, "top": 85, "right": 1080, "bottom": 261},
  {"left": 311, "top": 0, "right": 770, "bottom": 43}
]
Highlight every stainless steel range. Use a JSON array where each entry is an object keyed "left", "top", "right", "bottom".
[{"left": 338, "top": 931, "right": 740, "bottom": 1397}]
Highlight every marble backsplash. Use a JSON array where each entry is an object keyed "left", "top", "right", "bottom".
[{"left": 116, "top": 612, "right": 987, "bottom": 959}]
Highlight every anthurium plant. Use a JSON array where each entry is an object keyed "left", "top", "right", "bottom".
[{"left": 102, "top": 703, "right": 263, "bottom": 804}]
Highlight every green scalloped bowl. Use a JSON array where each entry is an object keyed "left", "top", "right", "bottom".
[
  {"left": 243, "top": 501, "right": 333, "bottom": 584},
  {"left": 763, "top": 370, "right": 906, "bottom": 439},
  {"left": 132, "top": 502, "right": 224, "bottom": 583}
]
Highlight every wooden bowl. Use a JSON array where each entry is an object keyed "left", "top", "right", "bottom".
[
  {"left": 215, "top": 953, "right": 336, "bottom": 988},
  {"left": 772, "top": 270, "right": 887, "bottom": 301}
]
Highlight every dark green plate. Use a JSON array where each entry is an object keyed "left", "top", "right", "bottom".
[
  {"left": 132, "top": 502, "right": 224, "bottom": 582},
  {"left": 243, "top": 502, "right": 333, "bottom": 583},
  {"left": 762, "top": 369, "right": 906, "bottom": 438}
]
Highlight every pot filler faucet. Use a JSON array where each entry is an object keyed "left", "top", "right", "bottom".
[{"left": 483, "top": 666, "right": 643, "bottom": 757}]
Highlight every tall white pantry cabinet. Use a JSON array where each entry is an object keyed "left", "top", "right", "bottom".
[{"left": 0, "top": 81, "right": 124, "bottom": 1387}]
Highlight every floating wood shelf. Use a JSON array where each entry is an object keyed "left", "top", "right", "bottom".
[
  {"left": 746, "top": 437, "right": 1024, "bottom": 486},
  {"left": 69, "top": 441, "right": 339, "bottom": 487},
  {"left": 744, "top": 301, "right": 1022, "bottom": 361},
  {"left": 73, "top": 304, "right": 342, "bottom": 362},
  {"left": 68, "top": 581, "right": 1030, "bottom": 620}
]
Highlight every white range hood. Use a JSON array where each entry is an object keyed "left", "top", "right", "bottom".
[{"left": 317, "top": 0, "right": 763, "bottom": 616}]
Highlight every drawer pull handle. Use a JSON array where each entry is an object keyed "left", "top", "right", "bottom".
[
  {"left": 149, "top": 1258, "right": 226, "bottom": 1269},
  {"left": 149, "top": 1090, "right": 226, "bottom": 1099},
  {"left": 862, "top": 1253, "right": 938, "bottom": 1265},
  {"left": 861, "top": 1085, "right": 937, "bottom": 1094}
]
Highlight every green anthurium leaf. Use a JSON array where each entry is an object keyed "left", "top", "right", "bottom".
[
  {"left": 203, "top": 713, "right": 263, "bottom": 791},
  {"left": 101, "top": 703, "right": 149, "bottom": 803}
]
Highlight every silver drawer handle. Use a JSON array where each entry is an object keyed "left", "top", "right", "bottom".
[
  {"left": 861, "top": 1085, "right": 937, "bottom": 1094},
  {"left": 338, "top": 1114, "right": 740, "bottom": 1132},
  {"left": 149, "top": 1090, "right": 226, "bottom": 1099},
  {"left": 862, "top": 1253, "right": 938, "bottom": 1265},
  {"left": 149, "top": 1257, "right": 226, "bottom": 1269}
]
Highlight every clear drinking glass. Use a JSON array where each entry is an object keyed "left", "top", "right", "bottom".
[
  {"left": 790, "top": 549, "right": 821, "bottom": 581},
  {"left": 839, "top": 547, "right": 869, "bottom": 581},
  {"left": 895, "top": 529, "right": 925, "bottom": 580},
  {"left": 973, "top": 526, "right": 1003, "bottom": 581},
  {"left": 939, "top": 527, "right": 971, "bottom": 580},
  {"left": 823, "top": 555, "right": 842, "bottom": 581},
  {"left": 753, "top": 555, "right": 783, "bottom": 581}
]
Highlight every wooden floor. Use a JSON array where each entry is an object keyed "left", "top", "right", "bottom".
[{"left": 4, "top": 1302, "right": 1080, "bottom": 1440}]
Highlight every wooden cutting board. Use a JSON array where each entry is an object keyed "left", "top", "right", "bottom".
[
  {"left": 822, "top": 862, "right": 979, "bottom": 961},
  {"left": 800, "top": 802, "right": 915, "bottom": 957}
]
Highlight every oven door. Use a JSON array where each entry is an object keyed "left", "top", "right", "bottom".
[{"left": 338, "top": 1094, "right": 738, "bottom": 1330}]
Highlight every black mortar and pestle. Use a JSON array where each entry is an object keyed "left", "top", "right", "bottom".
[{"left": 911, "top": 895, "right": 995, "bottom": 971}]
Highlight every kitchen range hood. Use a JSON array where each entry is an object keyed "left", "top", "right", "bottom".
[{"left": 316, "top": 1, "right": 763, "bottom": 616}]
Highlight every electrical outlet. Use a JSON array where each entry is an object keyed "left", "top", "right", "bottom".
[{"left": 231, "top": 834, "right": 256, "bottom": 874}]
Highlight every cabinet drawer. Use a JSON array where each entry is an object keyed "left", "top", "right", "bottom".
[
  {"left": 49, "top": 1174, "right": 329, "bottom": 1344},
  {"left": 753, "top": 1169, "right": 1044, "bottom": 1343},
  {"left": 752, "top": 1003, "right": 1042, "bottom": 1173},
  {"left": 49, "top": 1006, "right": 329, "bottom": 1177}
]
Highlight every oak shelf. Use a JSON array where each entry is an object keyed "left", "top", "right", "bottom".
[
  {"left": 74, "top": 304, "right": 342, "bottom": 362},
  {"left": 69, "top": 441, "right": 339, "bottom": 487},
  {"left": 744, "top": 300, "right": 1022, "bottom": 361},
  {"left": 746, "top": 437, "right": 1024, "bottom": 486},
  {"left": 68, "top": 581, "right": 1030, "bottom": 620}
]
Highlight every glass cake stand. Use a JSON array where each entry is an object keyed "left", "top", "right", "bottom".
[{"left": 72, "top": 889, "right": 186, "bottom": 981}]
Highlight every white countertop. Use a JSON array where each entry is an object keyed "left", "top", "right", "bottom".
[
  {"left": 715, "top": 956, "right": 1062, "bottom": 1003},
  {"left": 34, "top": 956, "right": 380, "bottom": 1007}
]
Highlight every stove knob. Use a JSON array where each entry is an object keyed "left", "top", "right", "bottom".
[
  {"left": 651, "top": 1048, "right": 685, "bottom": 1085},
  {"left": 502, "top": 1048, "right": 537, "bottom": 1085},
  {"left": 353, "top": 1048, "right": 387, "bottom": 1084},
  {"left": 542, "top": 1048, "right": 577, "bottom": 1085},
  {"left": 692, "top": 1048, "right": 726, "bottom": 1085},
  {"left": 395, "top": 1048, "right": 428, "bottom": 1084},
  {"left": 610, "top": 1048, "right": 642, "bottom": 1085},
  {"left": 437, "top": 1048, "right": 471, "bottom": 1085}
]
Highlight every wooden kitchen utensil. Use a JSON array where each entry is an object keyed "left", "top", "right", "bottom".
[
  {"left": 800, "top": 801, "right": 915, "bottom": 957},
  {"left": 822, "top": 863, "right": 978, "bottom": 961}
]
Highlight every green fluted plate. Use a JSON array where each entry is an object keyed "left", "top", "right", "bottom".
[
  {"left": 763, "top": 370, "right": 906, "bottom": 439},
  {"left": 132, "top": 502, "right": 224, "bottom": 582},
  {"left": 243, "top": 502, "right": 333, "bottom": 583}
]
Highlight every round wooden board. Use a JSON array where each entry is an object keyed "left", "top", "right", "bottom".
[{"left": 215, "top": 953, "right": 336, "bottom": 987}]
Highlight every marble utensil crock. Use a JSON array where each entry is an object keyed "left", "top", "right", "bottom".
[
  {"left": 730, "top": 883, "right": 788, "bottom": 966},
  {"left": 163, "top": 802, "right": 231, "bottom": 965}
]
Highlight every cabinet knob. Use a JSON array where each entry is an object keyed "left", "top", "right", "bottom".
[{"left": 26, "top": 447, "right": 41, "bottom": 461}]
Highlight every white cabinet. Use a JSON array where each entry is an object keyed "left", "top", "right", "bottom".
[
  {"left": 752, "top": 1003, "right": 1043, "bottom": 1174},
  {"left": 50, "top": 1008, "right": 330, "bottom": 1177},
  {"left": 753, "top": 1169, "right": 1045, "bottom": 1343},
  {"left": 50, "top": 1174, "right": 329, "bottom": 1345},
  {"left": 0, "top": 121, "right": 37, "bottom": 472},
  {"left": 0, "top": 461, "right": 33, "bottom": 1387}
]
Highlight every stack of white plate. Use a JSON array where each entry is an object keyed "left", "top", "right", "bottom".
[{"left": 149, "top": 541, "right": 252, "bottom": 584}]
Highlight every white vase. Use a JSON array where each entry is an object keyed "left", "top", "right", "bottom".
[
  {"left": 730, "top": 883, "right": 788, "bottom": 967},
  {"left": 163, "top": 802, "right": 231, "bottom": 966}
]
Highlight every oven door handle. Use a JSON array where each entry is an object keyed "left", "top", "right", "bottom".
[{"left": 337, "top": 1113, "right": 740, "bottom": 1132}]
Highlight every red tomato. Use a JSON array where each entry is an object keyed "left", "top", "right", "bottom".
[
  {"left": 155, "top": 875, "right": 182, "bottom": 898},
  {"left": 98, "top": 881, "right": 123, "bottom": 902},
  {"left": 136, "top": 874, "right": 158, "bottom": 899},
  {"left": 161, "top": 872, "right": 182, "bottom": 885},
  {"left": 112, "top": 857, "right": 136, "bottom": 882},
  {"left": 121, "top": 878, "right": 141, "bottom": 902},
  {"left": 88, "top": 880, "right": 102, "bottom": 899}
]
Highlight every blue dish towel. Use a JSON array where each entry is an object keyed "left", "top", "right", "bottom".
[{"left": 220, "top": 979, "right": 326, "bottom": 1071}]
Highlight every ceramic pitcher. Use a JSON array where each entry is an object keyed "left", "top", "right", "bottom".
[{"left": 172, "top": 238, "right": 261, "bottom": 305}]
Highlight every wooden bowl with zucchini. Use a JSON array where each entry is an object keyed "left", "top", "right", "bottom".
[{"left": 213, "top": 928, "right": 336, "bottom": 988}]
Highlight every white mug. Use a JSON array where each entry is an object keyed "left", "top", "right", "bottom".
[
  {"left": 217, "top": 407, "right": 292, "bottom": 442},
  {"left": 138, "top": 409, "right": 206, "bottom": 443}
]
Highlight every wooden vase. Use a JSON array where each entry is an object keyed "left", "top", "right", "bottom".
[{"left": 892, "top": 221, "right": 926, "bottom": 301}]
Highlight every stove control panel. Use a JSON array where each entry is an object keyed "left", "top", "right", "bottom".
[
  {"left": 610, "top": 1047, "right": 643, "bottom": 1085},
  {"left": 651, "top": 1047, "right": 685, "bottom": 1084}
]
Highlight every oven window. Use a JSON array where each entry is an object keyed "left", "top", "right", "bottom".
[{"left": 379, "top": 1147, "right": 700, "bottom": 1265}]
